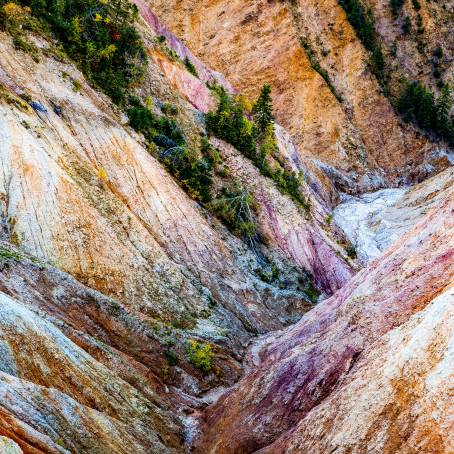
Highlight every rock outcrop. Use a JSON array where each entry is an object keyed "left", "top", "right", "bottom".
[
  {"left": 334, "top": 166, "right": 454, "bottom": 262},
  {"left": 0, "top": 3, "right": 357, "bottom": 451},
  {"left": 195, "top": 165, "right": 454, "bottom": 453}
]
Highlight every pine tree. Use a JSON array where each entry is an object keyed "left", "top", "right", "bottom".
[
  {"left": 436, "top": 84, "right": 454, "bottom": 143},
  {"left": 252, "top": 84, "right": 274, "bottom": 137}
]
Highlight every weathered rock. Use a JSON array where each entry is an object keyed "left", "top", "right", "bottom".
[
  {"left": 1, "top": 3, "right": 453, "bottom": 453},
  {"left": 211, "top": 138, "right": 355, "bottom": 294},
  {"left": 0, "top": 32, "right": 312, "bottom": 338},
  {"left": 363, "top": 0, "right": 454, "bottom": 93},
  {"left": 148, "top": 0, "right": 450, "bottom": 199},
  {"left": 334, "top": 167, "right": 454, "bottom": 262},
  {"left": 195, "top": 166, "right": 454, "bottom": 453},
  {"left": 0, "top": 437, "right": 22, "bottom": 454},
  {"left": 0, "top": 289, "right": 182, "bottom": 453}
]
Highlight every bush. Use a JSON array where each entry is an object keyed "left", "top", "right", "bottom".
[
  {"left": 127, "top": 98, "right": 213, "bottom": 203},
  {"left": 0, "top": 2, "right": 43, "bottom": 59},
  {"left": 183, "top": 56, "right": 198, "bottom": 77},
  {"left": 345, "top": 243, "right": 357, "bottom": 259},
  {"left": 401, "top": 16, "right": 411, "bottom": 34},
  {"left": 165, "top": 349, "right": 178, "bottom": 366},
  {"left": 337, "top": 0, "right": 386, "bottom": 85},
  {"left": 205, "top": 86, "right": 257, "bottom": 159},
  {"left": 300, "top": 37, "right": 342, "bottom": 102},
  {"left": 338, "top": 0, "right": 376, "bottom": 51},
  {"left": 411, "top": 0, "right": 421, "bottom": 11},
  {"left": 252, "top": 84, "right": 274, "bottom": 137},
  {"left": 209, "top": 184, "right": 258, "bottom": 241},
  {"left": 390, "top": 0, "right": 404, "bottom": 17},
  {"left": 187, "top": 340, "right": 214, "bottom": 374}
]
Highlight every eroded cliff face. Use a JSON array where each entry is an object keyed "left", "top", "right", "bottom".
[
  {"left": 0, "top": 248, "right": 183, "bottom": 453},
  {"left": 195, "top": 165, "right": 454, "bottom": 453},
  {"left": 148, "top": 0, "right": 451, "bottom": 203},
  {"left": 0, "top": 3, "right": 358, "bottom": 451},
  {"left": 0, "top": 1, "right": 453, "bottom": 453}
]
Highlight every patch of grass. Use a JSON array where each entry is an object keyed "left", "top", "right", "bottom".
[
  {"left": 0, "top": 246, "right": 22, "bottom": 261},
  {"left": 72, "top": 79, "right": 82, "bottom": 93},
  {"left": 0, "top": 83, "right": 30, "bottom": 111}
]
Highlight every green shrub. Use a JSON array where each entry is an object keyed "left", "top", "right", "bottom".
[
  {"left": 411, "top": 0, "right": 421, "bottom": 11},
  {"left": 161, "top": 102, "right": 178, "bottom": 116},
  {"left": 209, "top": 184, "right": 258, "bottom": 241},
  {"left": 205, "top": 86, "right": 257, "bottom": 159},
  {"left": 397, "top": 81, "right": 454, "bottom": 143},
  {"left": 345, "top": 243, "right": 357, "bottom": 259},
  {"left": 337, "top": 0, "right": 386, "bottom": 85},
  {"left": 0, "top": 2, "right": 43, "bottom": 60},
  {"left": 402, "top": 16, "right": 412, "bottom": 34},
  {"left": 183, "top": 56, "right": 198, "bottom": 77},
  {"left": 187, "top": 340, "right": 213, "bottom": 374},
  {"left": 252, "top": 84, "right": 274, "bottom": 136},
  {"left": 390, "top": 0, "right": 404, "bottom": 17},
  {"left": 297, "top": 274, "right": 321, "bottom": 303},
  {"left": 300, "top": 38, "right": 342, "bottom": 102},
  {"left": 127, "top": 98, "right": 213, "bottom": 203},
  {"left": 338, "top": 0, "right": 376, "bottom": 51},
  {"left": 165, "top": 349, "right": 178, "bottom": 366}
]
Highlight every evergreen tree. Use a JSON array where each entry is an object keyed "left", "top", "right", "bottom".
[
  {"left": 436, "top": 84, "right": 454, "bottom": 143},
  {"left": 390, "top": 0, "right": 405, "bottom": 17},
  {"left": 252, "top": 84, "right": 274, "bottom": 137}
]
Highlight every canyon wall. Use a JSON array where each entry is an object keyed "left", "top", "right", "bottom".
[
  {"left": 195, "top": 165, "right": 454, "bottom": 453},
  {"left": 149, "top": 0, "right": 451, "bottom": 202}
]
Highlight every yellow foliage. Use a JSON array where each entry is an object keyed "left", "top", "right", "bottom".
[
  {"left": 94, "top": 13, "right": 103, "bottom": 22},
  {"left": 2, "top": 2, "right": 27, "bottom": 18},
  {"left": 234, "top": 94, "right": 253, "bottom": 113},
  {"left": 100, "top": 44, "right": 117, "bottom": 59},
  {"left": 97, "top": 167, "right": 109, "bottom": 182},
  {"left": 187, "top": 340, "right": 214, "bottom": 373},
  {"left": 145, "top": 96, "right": 154, "bottom": 110}
]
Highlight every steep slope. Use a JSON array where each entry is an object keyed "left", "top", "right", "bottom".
[
  {"left": 0, "top": 246, "right": 182, "bottom": 453},
  {"left": 0, "top": 4, "right": 360, "bottom": 451},
  {"left": 148, "top": 0, "right": 451, "bottom": 202},
  {"left": 364, "top": 0, "right": 454, "bottom": 93},
  {"left": 0, "top": 2, "right": 453, "bottom": 453},
  {"left": 0, "top": 31, "right": 303, "bottom": 337},
  {"left": 195, "top": 165, "right": 454, "bottom": 453}
]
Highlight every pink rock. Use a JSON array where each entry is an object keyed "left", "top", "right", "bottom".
[{"left": 133, "top": 0, "right": 235, "bottom": 92}]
